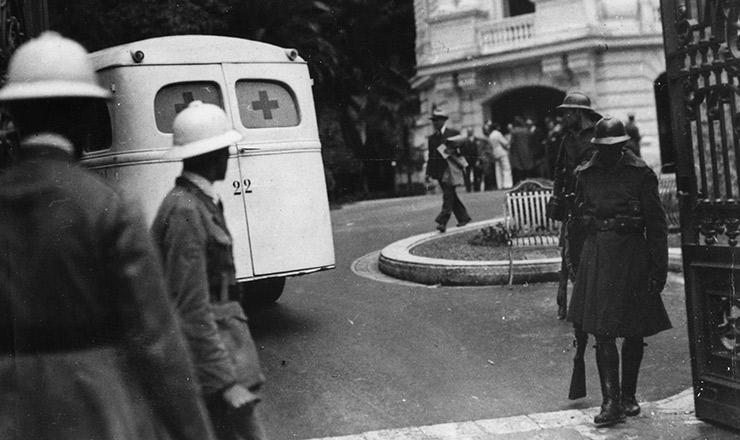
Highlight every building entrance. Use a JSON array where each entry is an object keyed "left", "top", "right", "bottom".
[
  {"left": 486, "top": 86, "right": 565, "bottom": 182},
  {"left": 487, "top": 86, "right": 565, "bottom": 130}
]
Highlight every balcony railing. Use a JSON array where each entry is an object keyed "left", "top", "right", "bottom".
[{"left": 477, "top": 13, "right": 535, "bottom": 54}]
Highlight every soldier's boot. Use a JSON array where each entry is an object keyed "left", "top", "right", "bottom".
[
  {"left": 621, "top": 337, "right": 645, "bottom": 417},
  {"left": 568, "top": 328, "right": 588, "bottom": 400},
  {"left": 594, "top": 338, "right": 626, "bottom": 426}
]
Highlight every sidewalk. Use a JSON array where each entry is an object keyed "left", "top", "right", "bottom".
[{"left": 309, "top": 388, "right": 737, "bottom": 439}]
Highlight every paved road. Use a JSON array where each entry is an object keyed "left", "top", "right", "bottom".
[{"left": 246, "top": 190, "right": 693, "bottom": 440}]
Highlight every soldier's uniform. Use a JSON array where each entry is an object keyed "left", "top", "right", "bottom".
[
  {"left": 152, "top": 101, "right": 266, "bottom": 440},
  {"left": 0, "top": 32, "right": 215, "bottom": 440},
  {"left": 549, "top": 93, "right": 599, "bottom": 320},
  {"left": 568, "top": 149, "right": 672, "bottom": 337},
  {"left": 552, "top": 126, "right": 597, "bottom": 207},
  {"left": 567, "top": 116, "right": 672, "bottom": 426}
]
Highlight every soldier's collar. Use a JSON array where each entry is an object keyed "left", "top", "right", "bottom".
[
  {"left": 581, "top": 149, "right": 647, "bottom": 171},
  {"left": 181, "top": 171, "right": 219, "bottom": 205}
]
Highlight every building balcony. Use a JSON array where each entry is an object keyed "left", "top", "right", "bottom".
[
  {"left": 477, "top": 12, "right": 535, "bottom": 55},
  {"left": 417, "top": 0, "right": 663, "bottom": 69}
]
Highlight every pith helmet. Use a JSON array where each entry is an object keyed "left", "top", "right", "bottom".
[
  {"left": 429, "top": 108, "right": 449, "bottom": 120},
  {"left": 166, "top": 101, "right": 243, "bottom": 160},
  {"left": 557, "top": 92, "right": 596, "bottom": 112},
  {"left": 591, "top": 116, "right": 631, "bottom": 145},
  {"left": 0, "top": 31, "right": 110, "bottom": 101}
]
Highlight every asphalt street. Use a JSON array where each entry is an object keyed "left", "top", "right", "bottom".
[{"left": 246, "top": 190, "right": 695, "bottom": 440}]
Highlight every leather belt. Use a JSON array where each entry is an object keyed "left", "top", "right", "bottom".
[{"left": 580, "top": 216, "right": 645, "bottom": 234}]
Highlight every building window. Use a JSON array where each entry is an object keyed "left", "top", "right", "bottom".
[{"left": 505, "top": 0, "right": 534, "bottom": 17}]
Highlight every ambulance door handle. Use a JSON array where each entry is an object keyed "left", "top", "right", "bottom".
[{"left": 239, "top": 146, "right": 261, "bottom": 153}]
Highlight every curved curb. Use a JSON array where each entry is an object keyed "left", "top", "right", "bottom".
[
  {"left": 378, "top": 218, "right": 685, "bottom": 286},
  {"left": 378, "top": 218, "right": 561, "bottom": 286}
]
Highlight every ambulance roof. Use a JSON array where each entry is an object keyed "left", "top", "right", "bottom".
[{"left": 90, "top": 35, "right": 303, "bottom": 70}]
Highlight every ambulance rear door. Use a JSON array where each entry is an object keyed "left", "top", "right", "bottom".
[{"left": 221, "top": 62, "right": 334, "bottom": 277}]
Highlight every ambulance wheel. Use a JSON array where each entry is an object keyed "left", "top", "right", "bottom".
[{"left": 239, "top": 277, "right": 286, "bottom": 308}]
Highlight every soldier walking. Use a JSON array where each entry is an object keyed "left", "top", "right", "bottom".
[
  {"left": 568, "top": 116, "right": 672, "bottom": 425},
  {"left": 0, "top": 32, "right": 215, "bottom": 439},
  {"left": 152, "top": 101, "right": 267, "bottom": 440}
]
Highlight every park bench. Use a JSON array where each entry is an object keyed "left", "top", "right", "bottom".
[
  {"left": 504, "top": 180, "right": 561, "bottom": 247},
  {"left": 503, "top": 175, "right": 680, "bottom": 248}
]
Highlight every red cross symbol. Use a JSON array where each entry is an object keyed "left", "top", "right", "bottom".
[
  {"left": 175, "top": 92, "right": 195, "bottom": 113},
  {"left": 252, "top": 90, "right": 279, "bottom": 120}
]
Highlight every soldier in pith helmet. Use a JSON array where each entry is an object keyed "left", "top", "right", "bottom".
[
  {"left": 568, "top": 116, "right": 672, "bottom": 426},
  {"left": 152, "top": 101, "right": 267, "bottom": 440},
  {"left": 0, "top": 32, "right": 215, "bottom": 440}
]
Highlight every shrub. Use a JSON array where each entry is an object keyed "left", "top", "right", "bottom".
[{"left": 469, "top": 222, "right": 519, "bottom": 247}]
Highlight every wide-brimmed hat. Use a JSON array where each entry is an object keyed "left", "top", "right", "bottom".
[
  {"left": 165, "top": 101, "right": 243, "bottom": 160},
  {"left": 429, "top": 108, "right": 449, "bottom": 120},
  {"left": 591, "top": 116, "right": 631, "bottom": 145}
]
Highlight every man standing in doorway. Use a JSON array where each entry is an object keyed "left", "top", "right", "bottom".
[
  {"left": 425, "top": 108, "right": 472, "bottom": 233},
  {"left": 509, "top": 116, "right": 536, "bottom": 184},
  {"left": 624, "top": 113, "right": 642, "bottom": 157},
  {"left": 461, "top": 128, "right": 483, "bottom": 192}
]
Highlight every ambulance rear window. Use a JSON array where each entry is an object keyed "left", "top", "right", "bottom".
[
  {"left": 154, "top": 82, "right": 223, "bottom": 133},
  {"left": 235, "top": 81, "right": 299, "bottom": 128}
]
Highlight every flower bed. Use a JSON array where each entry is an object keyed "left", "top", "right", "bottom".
[
  {"left": 409, "top": 229, "right": 560, "bottom": 261},
  {"left": 409, "top": 227, "right": 681, "bottom": 263}
]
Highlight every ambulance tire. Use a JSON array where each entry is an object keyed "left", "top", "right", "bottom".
[{"left": 238, "top": 277, "right": 286, "bottom": 308}]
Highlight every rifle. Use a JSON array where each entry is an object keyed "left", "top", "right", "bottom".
[{"left": 568, "top": 327, "right": 588, "bottom": 400}]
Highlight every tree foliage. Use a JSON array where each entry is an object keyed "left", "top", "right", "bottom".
[{"left": 47, "top": 0, "right": 418, "bottom": 195}]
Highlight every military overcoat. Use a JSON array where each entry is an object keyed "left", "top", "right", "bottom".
[
  {"left": 0, "top": 143, "right": 214, "bottom": 440},
  {"left": 567, "top": 150, "right": 672, "bottom": 338}
]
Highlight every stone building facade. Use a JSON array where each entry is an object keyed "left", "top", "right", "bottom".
[{"left": 410, "top": 0, "right": 667, "bottom": 179}]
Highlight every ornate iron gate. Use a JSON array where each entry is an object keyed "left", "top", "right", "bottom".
[{"left": 661, "top": 0, "right": 740, "bottom": 428}]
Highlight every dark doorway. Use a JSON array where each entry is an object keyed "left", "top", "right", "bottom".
[
  {"left": 487, "top": 86, "right": 565, "bottom": 130},
  {"left": 654, "top": 73, "right": 676, "bottom": 174}
]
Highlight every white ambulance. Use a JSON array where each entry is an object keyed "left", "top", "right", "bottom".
[{"left": 81, "top": 35, "right": 335, "bottom": 304}]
